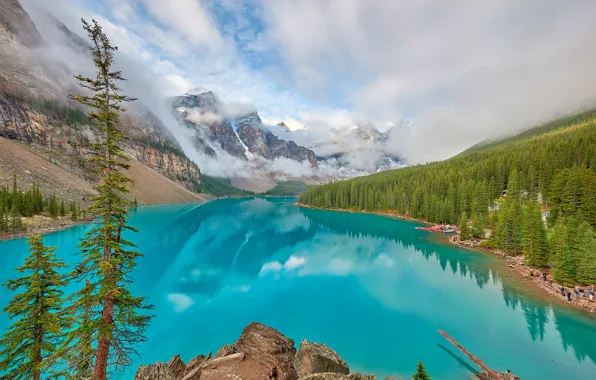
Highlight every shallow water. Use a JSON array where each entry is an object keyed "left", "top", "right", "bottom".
[{"left": 1, "top": 197, "right": 595, "bottom": 379}]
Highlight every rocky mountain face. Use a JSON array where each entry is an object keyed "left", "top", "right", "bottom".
[
  {"left": 172, "top": 91, "right": 318, "bottom": 167},
  {"left": 0, "top": 0, "right": 202, "bottom": 194},
  {"left": 0, "top": 0, "right": 42, "bottom": 47}
]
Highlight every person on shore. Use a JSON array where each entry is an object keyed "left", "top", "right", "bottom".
[
  {"left": 560, "top": 286, "right": 566, "bottom": 296},
  {"left": 566, "top": 291, "right": 572, "bottom": 302}
]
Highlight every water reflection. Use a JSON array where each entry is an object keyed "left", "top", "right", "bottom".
[{"left": 142, "top": 197, "right": 595, "bottom": 369}]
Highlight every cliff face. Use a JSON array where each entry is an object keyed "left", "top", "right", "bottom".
[
  {"left": 237, "top": 113, "right": 318, "bottom": 167},
  {"left": 0, "top": 91, "right": 201, "bottom": 191},
  {"left": 172, "top": 91, "right": 318, "bottom": 167}
]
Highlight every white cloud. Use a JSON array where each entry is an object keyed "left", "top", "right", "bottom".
[
  {"left": 166, "top": 293, "right": 195, "bottom": 313},
  {"left": 144, "top": 0, "right": 225, "bottom": 49},
  {"left": 260, "top": 261, "right": 282, "bottom": 274},
  {"left": 259, "top": 0, "right": 596, "bottom": 162},
  {"left": 284, "top": 255, "right": 306, "bottom": 270}
]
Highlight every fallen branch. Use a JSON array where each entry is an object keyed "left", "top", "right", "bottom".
[{"left": 438, "top": 329, "right": 500, "bottom": 380}]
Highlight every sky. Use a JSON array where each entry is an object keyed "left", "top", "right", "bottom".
[{"left": 22, "top": 0, "right": 596, "bottom": 163}]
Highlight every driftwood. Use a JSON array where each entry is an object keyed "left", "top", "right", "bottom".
[{"left": 438, "top": 329, "right": 500, "bottom": 380}]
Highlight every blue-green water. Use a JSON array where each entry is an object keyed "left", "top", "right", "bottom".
[{"left": 1, "top": 197, "right": 595, "bottom": 379}]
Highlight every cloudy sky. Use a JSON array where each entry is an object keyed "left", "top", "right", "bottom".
[{"left": 25, "top": 0, "right": 596, "bottom": 162}]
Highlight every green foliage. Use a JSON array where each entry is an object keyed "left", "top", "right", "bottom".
[
  {"left": 0, "top": 175, "right": 74, "bottom": 236},
  {"left": 264, "top": 181, "right": 313, "bottom": 196},
  {"left": 522, "top": 201, "right": 548, "bottom": 268},
  {"left": 459, "top": 212, "right": 470, "bottom": 241},
  {"left": 196, "top": 175, "right": 253, "bottom": 196},
  {"left": 412, "top": 360, "right": 432, "bottom": 380},
  {"left": 300, "top": 108, "right": 596, "bottom": 285},
  {"left": 0, "top": 236, "right": 70, "bottom": 380},
  {"left": 64, "top": 19, "right": 152, "bottom": 379},
  {"left": 576, "top": 222, "right": 596, "bottom": 284},
  {"left": 132, "top": 136, "right": 185, "bottom": 158}
]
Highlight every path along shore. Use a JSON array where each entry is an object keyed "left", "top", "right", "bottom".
[{"left": 296, "top": 203, "right": 596, "bottom": 314}]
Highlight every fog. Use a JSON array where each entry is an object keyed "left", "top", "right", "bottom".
[{"left": 18, "top": 0, "right": 596, "bottom": 177}]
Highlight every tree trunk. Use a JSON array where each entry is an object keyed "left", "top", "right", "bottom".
[
  {"left": 94, "top": 294, "right": 114, "bottom": 380},
  {"left": 32, "top": 324, "right": 42, "bottom": 380}
]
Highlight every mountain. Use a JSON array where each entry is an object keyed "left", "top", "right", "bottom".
[
  {"left": 172, "top": 91, "right": 318, "bottom": 167},
  {"left": 0, "top": 0, "right": 208, "bottom": 203}
]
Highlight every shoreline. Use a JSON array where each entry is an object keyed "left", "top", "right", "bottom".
[
  {"left": 0, "top": 216, "right": 92, "bottom": 242},
  {"left": 296, "top": 203, "right": 596, "bottom": 314}
]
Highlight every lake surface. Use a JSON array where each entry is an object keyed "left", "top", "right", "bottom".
[{"left": 1, "top": 197, "right": 595, "bottom": 379}]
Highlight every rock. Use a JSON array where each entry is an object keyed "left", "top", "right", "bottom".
[
  {"left": 235, "top": 322, "right": 298, "bottom": 380},
  {"left": 214, "top": 344, "right": 235, "bottom": 359},
  {"left": 348, "top": 373, "right": 376, "bottom": 380},
  {"left": 298, "top": 374, "right": 347, "bottom": 380},
  {"left": 295, "top": 340, "right": 349, "bottom": 377},
  {"left": 184, "top": 354, "right": 208, "bottom": 374},
  {"left": 134, "top": 362, "right": 176, "bottom": 380},
  {"left": 298, "top": 373, "right": 375, "bottom": 380},
  {"left": 166, "top": 354, "right": 186, "bottom": 379},
  {"left": 198, "top": 352, "right": 268, "bottom": 380}
]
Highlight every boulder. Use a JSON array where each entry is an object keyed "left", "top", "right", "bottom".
[
  {"left": 214, "top": 344, "right": 236, "bottom": 359},
  {"left": 295, "top": 340, "right": 349, "bottom": 377},
  {"left": 134, "top": 362, "right": 176, "bottom": 380},
  {"left": 185, "top": 354, "right": 208, "bottom": 373},
  {"left": 167, "top": 354, "right": 186, "bottom": 379},
  {"left": 198, "top": 352, "right": 271, "bottom": 380},
  {"left": 298, "top": 373, "right": 375, "bottom": 380},
  {"left": 235, "top": 322, "right": 298, "bottom": 380}
]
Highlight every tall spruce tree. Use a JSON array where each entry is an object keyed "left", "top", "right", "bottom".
[
  {"left": 522, "top": 201, "right": 548, "bottom": 268},
  {"left": 0, "top": 236, "right": 69, "bottom": 380},
  {"left": 66, "top": 19, "right": 152, "bottom": 379},
  {"left": 412, "top": 360, "right": 432, "bottom": 380},
  {"left": 576, "top": 222, "right": 596, "bottom": 285},
  {"left": 459, "top": 211, "right": 470, "bottom": 240}
]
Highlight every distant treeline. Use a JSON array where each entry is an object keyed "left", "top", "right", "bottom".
[
  {"left": 0, "top": 174, "right": 82, "bottom": 234},
  {"left": 300, "top": 110, "right": 596, "bottom": 286}
]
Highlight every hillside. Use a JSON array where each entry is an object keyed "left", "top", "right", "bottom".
[
  {"left": 264, "top": 181, "right": 312, "bottom": 196},
  {"left": 300, "top": 109, "right": 596, "bottom": 286},
  {"left": 0, "top": 137, "right": 206, "bottom": 205}
]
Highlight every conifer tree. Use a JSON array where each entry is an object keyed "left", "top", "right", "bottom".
[
  {"left": 576, "top": 222, "right": 596, "bottom": 285},
  {"left": 70, "top": 200, "right": 78, "bottom": 221},
  {"left": 0, "top": 236, "right": 69, "bottom": 380},
  {"left": 522, "top": 201, "right": 548, "bottom": 268},
  {"left": 412, "top": 360, "right": 432, "bottom": 380},
  {"left": 59, "top": 199, "right": 66, "bottom": 217},
  {"left": 459, "top": 212, "right": 470, "bottom": 240},
  {"left": 66, "top": 19, "right": 152, "bottom": 379}
]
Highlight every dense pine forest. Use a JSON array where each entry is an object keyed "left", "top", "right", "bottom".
[
  {"left": 0, "top": 174, "right": 79, "bottom": 235},
  {"left": 300, "top": 109, "right": 596, "bottom": 286}
]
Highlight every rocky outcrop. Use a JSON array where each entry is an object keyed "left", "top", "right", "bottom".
[
  {"left": 213, "top": 344, "right": 235, "bottom": 359},
  {"left": 0, "top": 0, "right": 43, "bottom": 47},
  {"left": 235, "top": 322, "right": 298, "bottom": 380},
  {"left": 136, "top": 322, "right": 378, "bottom": 380},
  {"left": 167, "top": 354, "right": 186, "bottom": 379},
  {"left": 295, "top": 340, "right": 349, "bottom": 377},
  {"left": 298, "top": 373, "right": 375, "bottom": 380},
  {"left": 0, "top": 92, "right": 202, "bottom": 192},
  {"left": 135, "top": 362, "right": 176, "bottom": 380},
  {"left": 172, "top": 91, "right": 318, "bottom": 167},
  {"left": 236, "top": 112, "right": 318, "bottom": 167}
]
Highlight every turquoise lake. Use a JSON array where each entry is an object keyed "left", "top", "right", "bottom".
[{"left": 1, "top": 197, "right": 595, "bottom": 379}]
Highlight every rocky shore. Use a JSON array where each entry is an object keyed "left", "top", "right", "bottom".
[
  {"left": 0, "top": 215, "right": 90, "bottom": 241},
  {"left": 135, "top": 322, "right": 519, "bottom": 380},
  {"left": 449, "top": 235, "right": 596, "bottom": 314},
  {"left": 296, "top": 204, "right": 596, "bottom": 315}
]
